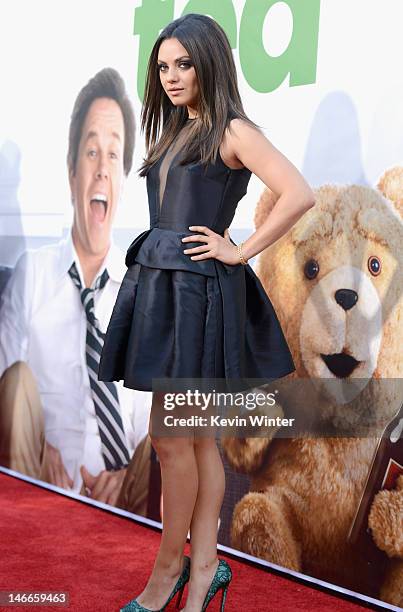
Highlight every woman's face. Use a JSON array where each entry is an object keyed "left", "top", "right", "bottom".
[{"left": 158, "top": 38, "right": 199, "bottom": 114}]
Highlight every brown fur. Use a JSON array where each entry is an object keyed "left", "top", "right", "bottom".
[{"left": 222, "top": 169, "right": 403, "bottom": 606}]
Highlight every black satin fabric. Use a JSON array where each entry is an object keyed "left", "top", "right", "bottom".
[{"left": 98, "top": 146, "right": 296, "bottom": 392}]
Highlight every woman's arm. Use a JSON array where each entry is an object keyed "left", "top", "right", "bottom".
[
  {"left": 182, "top": 118, "right": 314, "bottom": 265},
  {"left": 222, "top": 118, "right": 315, "bottom": 261}
]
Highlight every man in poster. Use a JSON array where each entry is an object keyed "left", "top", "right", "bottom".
[{"left": 0, "top": 68, "right": 152, "bottom": 515}]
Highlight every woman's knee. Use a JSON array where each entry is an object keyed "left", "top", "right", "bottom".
[{"left": 150, "top": 435, "right": 194, "bottom": 463}]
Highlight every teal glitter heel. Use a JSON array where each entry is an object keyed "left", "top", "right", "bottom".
[
  {"left": 120, "top": 555, "right": 190, "bottom": 612},
  {"left": 201, "top": 559, "right": 232, "bottom": 611}
]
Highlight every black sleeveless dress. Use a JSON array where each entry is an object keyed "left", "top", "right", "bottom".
[{"left": 98, "top": 120, "right": 295, "bottom": 392}]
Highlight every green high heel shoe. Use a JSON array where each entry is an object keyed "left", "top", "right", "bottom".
[
  {"left": 120, "top": 555, "right": 190, "bottom": 612},
  {"left": 201, "top": 559, "right": 232, "bottom": 611}
]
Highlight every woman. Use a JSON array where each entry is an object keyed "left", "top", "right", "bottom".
[{"left": 99, "top": 12, "right": 314, "bottom": 612}]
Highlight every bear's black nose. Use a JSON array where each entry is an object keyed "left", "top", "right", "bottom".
[{"left": 335, "top": 288, "right": 358, "bottom": 311}]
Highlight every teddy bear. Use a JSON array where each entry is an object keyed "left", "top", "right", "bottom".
[{"left": 222, "top": 168, "right": 403, "bottom": 606}]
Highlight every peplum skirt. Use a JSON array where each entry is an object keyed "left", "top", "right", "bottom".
[{"left": 98, "top": 228, "right": 296, "bottom": 392}]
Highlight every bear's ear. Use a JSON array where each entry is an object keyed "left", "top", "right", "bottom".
[
  {"left": 377, "top": 167, "right": 403, "bottom": 217},
  {"left": 254, "top": 188, "right": 279, "bottom": 229}
]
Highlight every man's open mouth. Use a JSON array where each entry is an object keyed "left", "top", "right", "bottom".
[
  {"left": 320, "top": 351, "right": 361, "bottom": 378},
  {"left": 90, "top": 193, "right": 108, "bottom": 222}
]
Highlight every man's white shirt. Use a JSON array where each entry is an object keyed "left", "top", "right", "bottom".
[{"left": 0, "top": 231, "right": 152, "bottom": 493}]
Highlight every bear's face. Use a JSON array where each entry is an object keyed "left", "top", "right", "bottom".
[{"left": 254, "top": 183, "right": 403, "bottom": 427}]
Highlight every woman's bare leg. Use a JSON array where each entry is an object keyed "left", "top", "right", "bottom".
[
  {"left": 183, "top": 436, "right": 225, "bottom": 611},
  {"left": 135, "top": 394, "right": 198, "bottom": 610}
]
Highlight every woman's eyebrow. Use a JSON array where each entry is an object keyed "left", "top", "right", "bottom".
[{"left": 157, "top": 56, "right": 191, "bottom": 63}]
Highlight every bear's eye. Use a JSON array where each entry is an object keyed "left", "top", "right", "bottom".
[
  {"left": 368, "top": 256, "right": 381, "bottom": 276},
  {"left": 304, "top": 259, "right": 319, "bottom": 280}
]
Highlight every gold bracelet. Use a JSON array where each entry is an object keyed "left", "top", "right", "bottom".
[{"left": 237, "top": 242, "right": 248, "bottom": 265}]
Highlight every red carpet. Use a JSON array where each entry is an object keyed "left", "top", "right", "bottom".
[{"left": 0, "top": 473, "right": 380, "bottom": 611}]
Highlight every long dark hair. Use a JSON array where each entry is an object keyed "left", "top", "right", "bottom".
[{"left": 139, "top": 13, "right": 258, "bottom": 176}]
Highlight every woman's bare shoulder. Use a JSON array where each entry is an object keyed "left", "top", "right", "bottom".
[
  {"left": 220, "top": 118, "right": 264, "bottom": 168},
  {"left": 226, "top": 117, "right": 262, "bottom": 138}
]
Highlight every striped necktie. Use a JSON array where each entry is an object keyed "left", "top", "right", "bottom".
[{"left": 68, "top": 262, "right": 130, "bottom": 471}]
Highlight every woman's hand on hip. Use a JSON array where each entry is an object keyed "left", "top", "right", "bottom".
[{"left": 182, "top": 226, "right": 240, "bottom": 265}]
